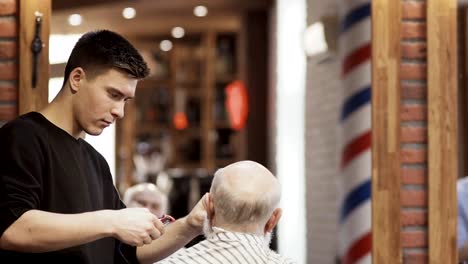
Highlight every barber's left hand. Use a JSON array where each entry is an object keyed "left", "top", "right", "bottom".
[{"left": 185, "top": 193, "right": 210, "bottom": 234}]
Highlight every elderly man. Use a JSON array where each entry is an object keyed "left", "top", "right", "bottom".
[
  {"left": 124, "top": 183, "right": 169, "bottom": 218},
  {"left": 157, "top": 160, "right": 296, "bottom": 264}
]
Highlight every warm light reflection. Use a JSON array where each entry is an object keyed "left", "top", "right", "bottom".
[
  {"left": 193, "top": 5, "right": 208, "bottom": 17},
  {"left": 68, "top": 14, "right": 82, "bottom": 26},
  {"left": 171, "top": 27, "right": 185, "bottom": 39},
  {"left": 160, "top": 40, "right": 173, "bottom": 51},
  {"left": 122, "top": 7, "right": 136, "bottom": 20}
]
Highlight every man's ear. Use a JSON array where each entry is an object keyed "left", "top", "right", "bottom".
[
  {"left": 206, "top": 193, "right": 215, "bottom": 225},
  {"left": 264, "top": 208, "right": 282, "bottom": 234},
  {"left": 68, "top": 67, "right": 85, "bottom": 93}
]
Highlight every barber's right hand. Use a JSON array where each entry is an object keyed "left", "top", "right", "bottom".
[{"left": 110, "top": 208, "right": 165, "bottom": 247}]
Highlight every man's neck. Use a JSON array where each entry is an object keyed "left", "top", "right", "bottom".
[
  {"left": 40, "top": 93, "right": 82, "bottom": 139},
  {"left": 213, "top": 221, "right": 264, "bottom": 236}
]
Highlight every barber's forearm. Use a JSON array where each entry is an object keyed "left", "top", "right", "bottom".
[
  {"left": 0, "top": 209, "right": 113, "bottom": 252},
  {"left": 137, "top": 216, "right": 200, "bottom": 264}
]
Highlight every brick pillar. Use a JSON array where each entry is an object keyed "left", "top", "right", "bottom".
[
  {"left": 400, "top": 1, "right": 429, "bottom": 262},
  {"left": 0, "top": 0, "right": 18, "bottom": 126}
]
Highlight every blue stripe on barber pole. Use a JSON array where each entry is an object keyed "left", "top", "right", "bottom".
[
  {"left": 341, "top": 3, "right": 371, "bottom": 33},
  {"left": 339, "top": 0, "right": 372, "bottom": 263},
  {"left": 342, "top": 63, "right": 371, "bottom": 97},
  {"left": 340, "top": 179, "right": 371, "bottom": 223},
  {"left": 340, "top": 150, "right": 371, "bottom": 196},
  {"left": 341, "top": 106, "right": 371, "bottom": 152},
  {"left": 341, "top": 86, "right": 371, "bottom": 121},
  {"left": 338, "top": 200, "right": 371, "bottom": 257},
  {"left": 340, "top": 20, "right": 371, "bottom": 59}
]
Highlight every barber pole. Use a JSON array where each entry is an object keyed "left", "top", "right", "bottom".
[{"left": 338, "top": 1, "right": 371, "bottom": 263}]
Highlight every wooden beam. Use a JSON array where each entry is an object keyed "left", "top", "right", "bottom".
[
  {"left": 427, "top": 0, "right": 458, "bottom": 262},
  {"left": 51, "top": 12, "right": 242, "bottom": 37},
  {"left": 49, "top": 0, "right": 273, "bottom": 37},
  {"left": 19, "top": 0, "right": 50, "bottom": 114},
  {"left": 371, "top": 0, "right": 402, "bottom": 262},
  {"left": 52, "top": 0, "right": 121, "bottom": 10},
  {"left": 201, "top": 31, "right": 216, "bottom": 170},
  {"left": 459, "top": 7, "right": 468, "bottom": 176},
  {"left": 52, "top": 0, "right": 272, "bottom": 11}
]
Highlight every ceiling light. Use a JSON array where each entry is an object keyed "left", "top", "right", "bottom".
[
  {"left": 171, "top": 27, "right": 185, "bottom": 38},
  {"left": 193, "top": 5, "right": 208, "bottom": 17},
  {"left": 122, "top": 7, "right": 136, "bottom": 19},
  {"left": 68, "top": 14, "right": 82, "bottom": 26},
  {"left": 160, "top": 40, "right": 173, "bottom": 52},
  {"left": 303, "top": 22, "right": 328, "bottom": 57}
]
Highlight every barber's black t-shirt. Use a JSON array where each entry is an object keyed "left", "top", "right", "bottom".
[{"left": 0, "top": 112, "right": 138, "bottom": 263}]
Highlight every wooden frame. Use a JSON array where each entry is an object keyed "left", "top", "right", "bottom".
[
  {"left": 459, "top": 6, "right": 468, "bottom": 177},
  {"left": 427, "top": 0, "right": 458, "bottom": 262},
  {"left": 371, "top": 0, "right": 402, "bottom": 262},
  {"left": 372, "top": 0, "right": 458, "bottom": 263},
  {"left": 372, "top": 0, "right": 458, "bottom": 262},
  {"left": 19, "top": 0, "right": 50, "bottom": 114}
]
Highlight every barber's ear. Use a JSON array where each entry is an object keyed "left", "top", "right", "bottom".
[
  {"left": 264, "top": 208, "right": 282, "bottom": 234},
  {"left": 69, "top": 67, "right": 85, "bottom": 93},
  {"left": 206, "top": 193, "right": 215, "bottom": 224}
]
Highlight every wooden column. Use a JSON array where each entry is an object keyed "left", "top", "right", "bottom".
[
  {"left": 427, "top": 0, "right": 458, "bottom": 263},
  {"left": 201, "top": 31, "right": 216, "bottom": 170},
  {"left": 18, "top": 0, "right": 49, "bottom": 114},
  {"left": 371, "top": 0, "right": 402, "bottom": 263}
]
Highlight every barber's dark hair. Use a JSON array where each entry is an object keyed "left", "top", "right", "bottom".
[{"left": 63, "top": 29, "right": 149, "bottom": 86}]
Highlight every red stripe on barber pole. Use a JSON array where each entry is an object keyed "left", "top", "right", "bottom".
[
  {"left": 342, "top": 43, "right": 371, "bottom": 76},
  {"left": 341, "top": 130, "right": 371, "bottom": 169},
  {"left": 343, "top": 232, "right": 372, "bottom": 264}
]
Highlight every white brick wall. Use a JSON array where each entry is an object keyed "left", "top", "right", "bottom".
[{"left": 305, "top": 53, "right": 341, "bottom": 264}]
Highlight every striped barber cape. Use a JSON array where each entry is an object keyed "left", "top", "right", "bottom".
[{"left": 156, "top": 227, "right": 296, "bottom": 264}]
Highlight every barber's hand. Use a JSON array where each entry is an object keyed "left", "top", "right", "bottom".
[
  {"left": 110, "top": 208, "right": 165, "bottom": 247},
  {"left": 185, "top": 193, "right": 210, "bottom": 235}
]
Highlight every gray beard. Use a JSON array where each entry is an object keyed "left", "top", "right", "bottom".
[{"left": 202, "top": 216, "right": 273, "bottom": 248}]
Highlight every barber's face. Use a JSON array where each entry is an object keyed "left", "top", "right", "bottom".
[{"left": 72, "top": 68, "right": 137, "bottom": 136}]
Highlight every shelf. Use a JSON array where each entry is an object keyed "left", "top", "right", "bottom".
[
  {"left": 216, "top": 74, "right": 237, "bottom": 84},
  {"left": 138, "top": 79, "right": 171, "bottom": 88},
  {"left": 215, "top": 121, "right": 231, "bottom": 129},
  {"left": 169, "top": 162, "right": 202, "bottom": 170},
  {"left": 136, "top": 124, "right": 171, "bottom": 136},
  {"left": 184, "top": 89, "right": 202, "bottom": 98},
  {"left": 215, "top": 158, "right": 238, "bottom": 168},
  {"left": 166, "top": 167, "right": 211, "bottom": 178},
  {"left": 173, "top": 128, "right": 201, "bottom": 139},
  {"left": 175, "top": 79, "right": 202, "bottom": 85}
]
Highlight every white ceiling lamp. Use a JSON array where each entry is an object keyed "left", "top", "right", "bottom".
[
  {"left": 68, "top": 14, "right": 82, "bottom": 26},
  {"left": 160, "top": 40, "right": 173, "bottom": 52},
  {"left": 303, "top": 22, "right": 328, "bottom": 57},
  {"left": 122, "top": 7, "right": 136, "bottom": 20},
  {"left": 171, "top": 27, "right": 185, "bottom": 39},
  {"left": 193, "top": 5, "right": 208, "bottom": 17}
]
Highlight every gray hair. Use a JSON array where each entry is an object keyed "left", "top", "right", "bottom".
[
  {"left": 210, "top": 162, "right": 281, "bottom": 225},
  {"left": 123, "top": 183, "right": 168, "bottom": 210}
]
